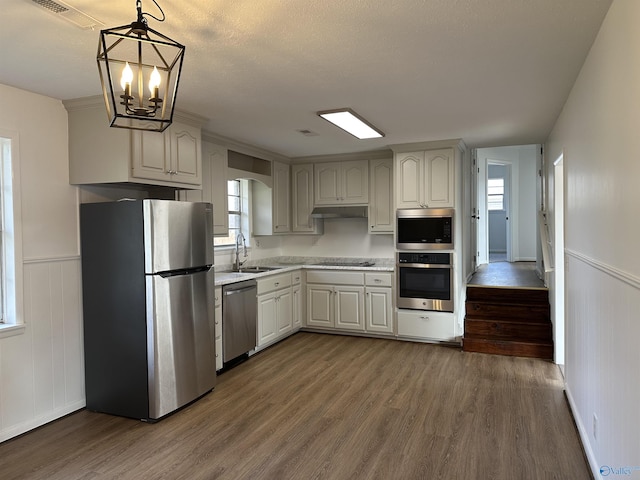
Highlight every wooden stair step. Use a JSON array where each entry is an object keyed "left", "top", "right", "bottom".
[
  {"left": 462, "top": 336, "right": 554, "bottom": 360},
  {"left": 466, "top": 286, "right": 549, "bottom": 305},
  {"left": 466, "top": 301, "right": 550, "bottom": 322},
  {"left": 464, "top": 318, "right": 552, "bottom": 342}
]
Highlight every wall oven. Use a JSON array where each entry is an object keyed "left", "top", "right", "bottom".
[
  {"left": 396, "top": 252, "right": 453, "bottom": 312},
  {"left": 396, "top": 208, "right": 454, "bottom": 250}
]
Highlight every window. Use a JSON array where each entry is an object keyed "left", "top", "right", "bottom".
[
  {"left": 0, "top": 131, "right": 25, "bottom": 336},
  {"left": 214, "top": 179, "right": 246, "bottom": 247},
  {"left": 487, "top": 177, "right": 505, "bottom": 211}
]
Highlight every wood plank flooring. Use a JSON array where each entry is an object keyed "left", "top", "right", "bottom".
[
  {"left": 0, "top": 333, "right": 591, "bottom": 480},
  {"left": 469, "top": 261, "right": 546, "bottom": 288}
]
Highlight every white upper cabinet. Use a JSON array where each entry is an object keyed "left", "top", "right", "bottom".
[
  {"left": 369, "top": 158, "right": 394, "bottom": 233},
  {"left": 180, "top": 140, "right": 229, "bottom": 236},
  {"left": 252, "top": 161, "right": 291, "bottom": 235},
  {"left": 291, "top": 164, "right": 322, "bottom": 234},
  {"left": 314, "top": 160, "right": 368, "bottom": 205},
  {"left": 131, "top": 122, "right": 201, "bottom": 185},
  {"left": 64, "top": 96, "right": 205, "bottom": 189},
  {"left": 396, "top": 148, "right": 454, "bottom": 208},
  {"left": 272, "top": 161, "right": 291, "bottom": 233}
]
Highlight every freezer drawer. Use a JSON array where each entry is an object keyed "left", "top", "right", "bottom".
[{"left": 146, "top": 267, "right": 216, "bottom": 419}]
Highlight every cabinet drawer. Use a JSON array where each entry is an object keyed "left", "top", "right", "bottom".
[
  {"left": 397, "top": 310, "right": 455, "bottom": 341},
  {"left": 365, "top": 272, "right": 392, "bottom": 287},
  {"left": 214, "top": 287, "right": 222, "bottom": 308},
  {"left": 257, "top": 272, "right": 292, "bottom": 295},
  {"left": 292, "top": 270, "right": 303, "bottom": 285},
  {"left": 306, "top": 270, "right": 364, "bottom": 285}
]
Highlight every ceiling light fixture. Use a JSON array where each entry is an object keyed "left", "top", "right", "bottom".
[
  {"left": 96, "top": 0, "right": 185, "bottom": 132},
  {"left": 317, "top": 108, "right": 384, "bottom": 139}
]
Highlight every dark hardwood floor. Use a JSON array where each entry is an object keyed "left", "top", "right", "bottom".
[{"left": 0, "top": 333, "right": 590, "bottom": 480}]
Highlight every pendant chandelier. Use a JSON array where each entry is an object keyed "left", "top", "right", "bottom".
[{"left": 97, "top": 0, "right": 185, "bottom": 132}]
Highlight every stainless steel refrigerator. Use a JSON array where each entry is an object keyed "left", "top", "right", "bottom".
[{"left": 80, "top": 199, "right": 216, "bottom": 421}]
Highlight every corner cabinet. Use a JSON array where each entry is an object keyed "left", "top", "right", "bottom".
[
  {"left": 253, "top": 161, "right": 291, "bottom": 235},
  {"left": 256, "top": 270, "right": 302, "bottom": 351},
  {"left": 64, "top": 96, "right": 206, "bottom": 189},
  {"left": 395, "top": 148, "right": 454, "bottom": 208},
  {"left": 179, "top": 140, "right": 229, "bottom": 236},
  {"left": 314, "top": 160, "right": 369, "bottom": 205},
  {"left": 291, "top": 164, "right": 323, "bottom": 234},
  {"left": 369, "top": 158, "right": 394, "bottom": 233}
]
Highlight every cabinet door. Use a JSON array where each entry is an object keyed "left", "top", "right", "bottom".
[
  {"left": 277, "top": 288, "right": 293, "bottom": 335},
  {"left": 341, "top": 160, "right": 369, "bottom": 204},
  {"left": 169, "top": 123, "right": 201, "bottom": 184},
  {"left": 257, "top": 292, "right": 278, "bottom": 346},
  {"left": 209, "top": 143, "right": 229, "bottom": 236},
  {"left": 131, "top": 127, "right": 171, "bottom": 181},
  {"left": 365, "top": 287, "right": 393, "bottom": 334},
  {"left": 292, "top": 284, "right": 302, "bottom": 330},
  {"left": 292, "top": 164, "right": 321, "bottom": 233},
  {"left": 396, "top": 152, "right": 424, "bottom": 208},
  {"left": 307, "top": 284, "right": 334, "bottom": 328},
  {"left": 369, "top": 158, "right": 393, "bottom": 233},
  {"left": 334, "top": 286, "right": 365, "bottom": 331},
  {"left": 425, "top": 148, "right": 454, "bottom": 207},
  {"left": 314, "top": 163, "right": 341, "bottom": 205},
  {"left": 272, "top": 161, "right": 291, "bottom": 233}
]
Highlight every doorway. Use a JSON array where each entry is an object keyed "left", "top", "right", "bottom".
[
  {"left": 487, "top": 162, "right": 511, "bottom": 263},
  {"left": 475, "top": 145, "right": 539, "bottom": 267}
]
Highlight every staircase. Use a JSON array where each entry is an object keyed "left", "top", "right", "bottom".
[{"left": 462, "top": 285, "right": 553, "bottom": 360}]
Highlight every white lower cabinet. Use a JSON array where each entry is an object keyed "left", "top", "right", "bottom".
[
  {"left": 396, "top": 310, "right": 456, "bottom": 342},
  {"left": 364, "top": 272, "right": 393, "bottom": 334},
  {"left": 306, "top": 270, "right": 392, "bottom": 335},
  {"left": 214, "top": 287, "right": 223, "bottom": 371},
  {"left": 334, "top": 286, "right": 365, "bottom": 331},
  {"left": 256, "top": 271, "right": 298, "bottom": 349}
]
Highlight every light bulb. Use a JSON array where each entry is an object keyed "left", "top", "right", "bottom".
[
  {"left": 120, "top": 62, "right": 134, "bottom": 90},
  {"left": 149, "top": 66, "right": 161, "bottom": 95}
]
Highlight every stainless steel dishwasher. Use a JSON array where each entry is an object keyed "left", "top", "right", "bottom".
[{"left": 222, "top": 280, "right": 257, "bottom": 364}]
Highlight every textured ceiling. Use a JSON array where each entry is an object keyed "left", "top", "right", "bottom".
[{"left": 0, "top": 0, "right": 612, "bottom": 158}]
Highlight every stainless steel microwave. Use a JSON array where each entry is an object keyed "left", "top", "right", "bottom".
[{"left": 396, "top": 208, "right": 454, "bottom": 250}]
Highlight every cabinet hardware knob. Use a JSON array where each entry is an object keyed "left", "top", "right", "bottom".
[
  {"left": 275, "top": 282, "right": 280, "bottom": 286},
  {"left": 420, "top": 316, "right": 429, "bottom": 320}
]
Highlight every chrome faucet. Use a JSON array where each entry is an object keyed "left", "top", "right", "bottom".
[{"left": 234, "top": 232, "right": 248, "bottom": 271}]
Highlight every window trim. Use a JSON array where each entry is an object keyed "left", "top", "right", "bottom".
[{"left": 0, "top": 129, "right": 25, "bottom": 338}]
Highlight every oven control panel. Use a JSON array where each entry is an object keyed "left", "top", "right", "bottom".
[{"left": 398, "top": 252, "right": 451, "bottom": 265}]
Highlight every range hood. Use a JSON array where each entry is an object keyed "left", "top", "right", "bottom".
[{"left": 310, "top": 206, "right": 368, "bottom": 218}]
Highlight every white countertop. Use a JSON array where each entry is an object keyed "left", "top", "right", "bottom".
[{"left": 214, "top": 257, "right": 394, "bottom": 287}]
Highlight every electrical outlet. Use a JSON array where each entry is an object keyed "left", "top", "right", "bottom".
[{"left": 593, "top": 413, "right": 598, "bottom": 441}]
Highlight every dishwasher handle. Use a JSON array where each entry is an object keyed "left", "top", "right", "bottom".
[{"left": 224, "top": 285, "right": 256, "bottom": 296}]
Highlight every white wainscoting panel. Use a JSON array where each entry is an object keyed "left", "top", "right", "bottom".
[
  {"left": 0, "top": 256, "right": 84, "bottom": 442},
  {"left": 564, "top": 250, "right": 640, "bottom": 477}
]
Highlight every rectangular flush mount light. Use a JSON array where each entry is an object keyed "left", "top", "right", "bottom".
[{"left": 317, "top": 108, "right": 384, "bottom": 139}]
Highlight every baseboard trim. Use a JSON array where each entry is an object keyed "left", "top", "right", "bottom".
[
  {"left": 0, "top": 401, "right": 86, "bottom": 444},
  {"left": 564, "top": 385, "right": 600, "bottom": 479}
]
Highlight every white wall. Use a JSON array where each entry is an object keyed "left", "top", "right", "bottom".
[
  {"left": 545, "top": 0, "right": 639, "bottom": 476},
  {"left": 0, "top": 84, "right": 84, "bottom": 442}
]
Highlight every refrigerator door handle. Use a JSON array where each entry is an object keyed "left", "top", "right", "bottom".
[{"left": 158, "top": 265, "right": 212, "bottom": 278}]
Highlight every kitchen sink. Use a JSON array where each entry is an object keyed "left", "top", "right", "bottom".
[{"left": 233, "top": 266, "right": 281, "bottom": 273}]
